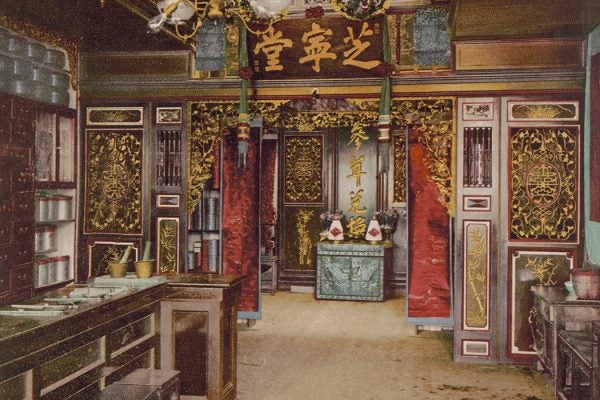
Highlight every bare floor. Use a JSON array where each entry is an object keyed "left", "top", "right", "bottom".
[{"left": 237, "top": 292, "right": 554, "bottom": 400}]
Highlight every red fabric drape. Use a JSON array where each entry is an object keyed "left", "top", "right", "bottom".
[
  {"left": 407, "top": 129, "right": 451, "bottom": 318},
  {"left": 221, "top": 129, "right": 260, "bottom": 312}
]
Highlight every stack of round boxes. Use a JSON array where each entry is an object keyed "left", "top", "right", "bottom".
[
  {"left": 34, "top": 193, "right": 73, "bottom": 287},
  {"left": 0, "top": 27, "right": 70, "bottom": 106}
]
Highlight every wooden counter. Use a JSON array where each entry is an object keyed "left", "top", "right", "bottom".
[{"left": 0, "top": 274, "right": 244, "bottom": 400}]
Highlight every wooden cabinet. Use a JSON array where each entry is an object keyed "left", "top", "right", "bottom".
[
  {"left": 0, "top": 93, "right": 76, "bottom": 303},
  {"left": 160, "top": 274, "right": 243, "bottom": 400},
  {"left": 0, "top": 94, "right": 35, "bottom": 304},
  {"left": 531, "top": 286, "right": 600, "bottom": 398},
  {"left": 316, "top": 242, "right": 390, "bottom": 301}
]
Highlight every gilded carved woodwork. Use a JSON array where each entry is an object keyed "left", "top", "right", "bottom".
[
  {"left": 188, "top": 97, "right": 454, "bottom": 215},
  {"left": 508, "top": 101, "right": 578, "bottom": 121},
  {"left": 296, "top": 209, "right": 315, "bottom": 268},
  {"left": 509, "top": 127, "right": 578, "bottom": 241},
  {"left": 84, "top": 129, "right": 143, "bottom": 234},
  {"left": 158, "top": 218, "right": 179, "bottom": 273},
  {"left": 464, "top": 221, "right": 489, "bottom": 330},
  {"left": 0, "top": 15, "right": 78, "bottom": 90},
  {"left": 284, "top": 136, "right": 323, "bottom": 204},
  {"left": 392, "top": 132, "right": 406, "bottom": 203}
]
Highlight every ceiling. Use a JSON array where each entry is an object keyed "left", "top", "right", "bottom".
[{"left": 0, "top": 0, "right": 599, "bottom": 51}]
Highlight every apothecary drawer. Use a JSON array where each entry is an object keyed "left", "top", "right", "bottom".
[
  {"left": 0, "top": 221, "right": 10, "bottom": 245},
  {"left": 10, "top": 264, "right": 32, "bottom": 290},
  {"left": 13, "top": 192, "right": 34, "bottom": 218},
  {"left": 13, "top": 220, "right": 33, "bottom": 242},
  {"left": 12, "top": 168, "right": 33, "bottom": 193},
  {"left": 13, "top": 241, "right": 33, "bottom": 264},
  {"left": 0, "top": 245, "right": 12, "bottom": 269},
  {"left": 11, "top": 119, "right": 34, "bottom": 146}
]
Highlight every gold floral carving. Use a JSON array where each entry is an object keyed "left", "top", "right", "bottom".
[
  {"left": 0, "top": 15, "right": 78, "bottom": 90},
  {"left": 296, "top": 209, "right": 315, "bottom": 268},
  {"left": 284, "top": 136, "right": 323, "bottom": 203},
  {"left": 392, "top": 132, "right": 406, "bottom": 203},
  {"left": 391, "top": 98, "right": 455, "bottom": 216},
  {"left": 158, "top": 219, "right": 179, "bottom": 273},
  {"left": 84, "top": 130, "right": 143, "bottom": 234},
  {"left": 509, "top": 127, "right": 578, "bottom": 241},
  {"left": 465, "top": 222, "right": 488, "bottom": 329},
  {"left": 188, "top": 97, "right": 454, "bottom": 215}
]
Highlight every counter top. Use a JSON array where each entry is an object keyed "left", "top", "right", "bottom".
[
  {"left": 0, "top": 273, "right": 244, "bottom": 344},
  {"left": 531, "top": 285, "right": 600, "bottom": 305}
]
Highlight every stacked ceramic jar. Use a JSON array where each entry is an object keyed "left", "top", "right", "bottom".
[{"left": 0, "top": 27, "right": 70, "bottom": 106}]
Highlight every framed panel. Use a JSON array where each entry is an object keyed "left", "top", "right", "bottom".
[
  {"left": 508, "top": 248, "right": 575, "bottom": 359},
  {"left": 461, "top": 340, "right": 490, "bottom": 357},
  {"left": 86, "top": 107, "right": 144, "bottom": 126},
  {"left": 157, "top": 194, "right": 180, "bottom": 208},
  {"left": 462, "top": 195, "right": 491, "bottom": 212},
  {"left": 462, "top": 220, "right": 491, "bottom": 331},
  {"left": 84, "top": 129, "right": 143, "bottom": 235},
  {"left": 462, "top": 102, "right": 494, "bottom": 121},
  {"left": 156, "top": 107, "right": 182, "bottom": 124},
  {"left": 508, "top": 126, "right": 579, "bottom": 242},
  {"left": 88, "top": 240, "right": 139, "bottom": 277},
  {"left": 281, "top": 206, "right": 322, "bottom": 273},
  {"left": 507, "top": 101, "right": 579, "bottom": 121},
  {"left": 283, "top": 134, "right": 323, "bottom": 205},
  {"left": 157, "top": 217, "right": 180, "bottom": 274}
]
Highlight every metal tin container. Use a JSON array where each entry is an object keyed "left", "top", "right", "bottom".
[
  {"left": 36, "top": 194, "right": 49, "bottom": 222},
  {"left": 46, "top": 196, "right": 59, "bottom": 220},
  {"left": 55, "top": 255, "right": 69, "bottom": 282},
  {"left": 50, "top": 90, "right": 69, "bottom": 106},
  {"left": 55, "top": 195, "right": 72, "bottom": 220},
  {"left": 35, "top": 225, "right": 56, "bottom": 252},
  {"left": 26, "top": 42, "right": 46, "bottom": 62},
  {"left": 11, "top": 58, "right": 33, "bottom": 79},
  {"left": 44, "top": 48, "right": 65, "bottom": 69},
  {"left": 49, "top": 72, "right": 69, "bottom": 89},
  {"left": 36, "top": 258, "right": 50, "bottom": 287},
  {"left": 7, "top": 34, "right": 26, "bottom": 57}
]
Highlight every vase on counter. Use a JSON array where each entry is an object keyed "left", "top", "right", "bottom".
[{"left": 365, "top": 216, "right": 382, "bottom": 243}]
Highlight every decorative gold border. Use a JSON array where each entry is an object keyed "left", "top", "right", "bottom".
[
  {"left": 86, "top": 107, "right": 144, "bottom": 126},
  {"left": 508, "top": 101, "right": 579, "bottom": 121},
  {"left": 156, "top": 107, "right": 183, "bottom": 124}
]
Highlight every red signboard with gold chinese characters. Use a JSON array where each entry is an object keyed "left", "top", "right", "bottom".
[{"left": 248, "top": 16, "right": 384, "bottom": 79}]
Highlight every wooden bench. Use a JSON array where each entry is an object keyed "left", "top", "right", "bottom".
[{"left": 556, "top": 322, "right": 600, "bottom": 400}]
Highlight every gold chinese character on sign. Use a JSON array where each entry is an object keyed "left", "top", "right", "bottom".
[
  {"left": 346, "top": 155, "right": 366, "bottom": 186},
  {"left": 347, "top": 215, "right": 366, "bottom": 238},
  {"left": 349, "top": 189, "right": 367, "bottom": 214},
  {"left": 342, "top": 22, "right": 381, "bottom": 70},
  {"left": 347, "top": 125, "right": 369, "bottom": 150},
  {"left": 299, "top": 22, "right": 337, "bottom": 73},
  {"left": 254, "top": 26, "right": 293, "bottom": 72}
]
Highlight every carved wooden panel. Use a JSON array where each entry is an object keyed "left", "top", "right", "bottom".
[
  {"left": 84, "top": 129, "right": 143, "bottom": 234},
  {"left": 508, "top": 126, "right": 579, "bottom": 242},
  {"left": 283, "top": 135, "right": 323, "bottom": 204},
  {"left": 462, "top": 221, "right": 490, "bottom": 331},
  {"left": 157, "top": 217, "right": 179, "bottom": 274}
]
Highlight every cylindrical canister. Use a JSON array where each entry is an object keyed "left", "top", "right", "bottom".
[
  {"left": 55, "top": 195, "right": 72, "bottom": 220},
  {"left": 35, "top": 225, "right": 56, "bottom": 252},
  {"left": 37, "top": 195, "right": 49, "bottom": 222},
  {"left": 36, "top": 258, "right": 49, "bottom": 287},
  {"left": 55, "top": 255, "right": 69, "bottom": 282},
  {"left": 47, "top": 196, "right": 59, "bottom": 220},
  {"left": 47, "top": 257, "right": 57, "bottom": 285}
]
